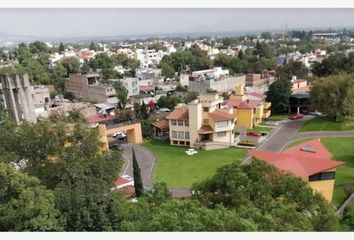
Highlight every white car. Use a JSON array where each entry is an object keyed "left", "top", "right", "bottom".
[{"left": 112, "top": 131, "right": 127, "bottom": 139}]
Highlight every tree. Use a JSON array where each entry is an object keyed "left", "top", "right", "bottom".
[
  {"left": 266, "top": 79, "right": 292, "bottom": 114},
  {"left": 161, "top": 62, "right": 175, "bottom": 78},
  {"left": 132, "top": 148, "right": 144, "bottom": 198},
  {"left": 0, "top": 163, "right": 63, "bottom": 231},
  {"left": 261, "top": 32, "right": 272, "bottom": 39},
  {"left": 310, "top": 73, "right": 354, "bottom": 121},
  {"left": 277, "top": 61, "right": 309, "bottom": 80},
  {"left": 60, "top": 57, "right": 80, "bottom": 74},
  {"left": 29, "top": 41, "right": 49, "bottom": 55},
  {"left": 17, "top": 43, "right": 32, "bottom": 63},
  {"left": 58, "top": 42, "right": 65, "bottom": 53},
  {"left": 192, "top": 160, "right": 341, "bottom": 231},
  {"left": 89, "top": 42, "right": 96, "bottom": 51},
  {"left": 113, "top": 81, "right": 128, "bottom": 108},
  {"left": 157, "top": 95, "right": 182, "bottom": 109},
  {"left": 50, "top": 64, "right": 67, "bottom": 93},
  {"left": 18, "top": 58, "right": 50, "bottom": 84},
  {"left": 184, "top": 91, "right": 198, "bottom": 103}
]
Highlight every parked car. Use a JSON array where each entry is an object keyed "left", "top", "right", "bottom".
[
  {"left": 246, "top": 131, "right": 262, "bottom": 137},
  {"left": 289, "top": 113, "right": 304, "bottom": 120},
  {"left": 111, "top": 143, "right": 123, "bottom": 151},
  {"left": 112, "top": 131, "right": 127, "bottom": 139},
  {"left": 309, "top": 110, "right": 323, "bottom": 116}
]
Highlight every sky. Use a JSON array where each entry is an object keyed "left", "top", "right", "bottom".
[{"left": 1, "top": 8, "right": 354, "bottom": 38}]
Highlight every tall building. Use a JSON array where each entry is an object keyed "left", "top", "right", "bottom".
[{"left": 0, "top": 74, "right": 37, "bottom": 124}]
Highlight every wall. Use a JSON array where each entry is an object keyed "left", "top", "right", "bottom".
[
  {"left": 188, "top": 101, "right": 202, "bottom": 146},
  {"left": 236, "top": 108, "right": 254, "bottom": 129}
]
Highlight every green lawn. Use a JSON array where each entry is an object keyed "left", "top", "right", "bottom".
[
  {"left": 267, "top": 114, "right": 289, "bottom": 121},
  {"left": 286, "top": 137, "right": 354, "bottom": 207},
  {"left": 252, "top": 125, "right": 275, "bottom": 133},
  {"left": 141, "top": 139, "right": 247, "bottom": 188},
  {"left": 299, "top": 117, "right": 354, "bottom": 132}
]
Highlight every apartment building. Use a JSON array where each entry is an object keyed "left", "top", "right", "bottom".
[
  {"left": 65, "top": 73, "right": 118, "bottom": 103},
  {"left": 166, "top": 93, "right": 235, "bottom": 150},
  {"left": 186, "top": 67, "right": 246, "bottom": 93},
  {"left": 224, "top": 84, "right": 271, "bottom": 129},
  {"left": 109, "top": 78, "right": 139, "bottom": 97}
]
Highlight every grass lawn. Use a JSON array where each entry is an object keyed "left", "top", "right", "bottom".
[
  {"left": 252, "top": 125, "right": 275, "bottom": 133},
  {"left": 267, "top": 114, "right": 289, "bottom": 121},
  {"left": 299, "top": 117, "right": 354, "bottom": 132},
  {"left": 286, "top": 137, "right": 354, "bottom": 207},
  {"left": 141, "top": 139, "right": 247, "bottom": 188}
]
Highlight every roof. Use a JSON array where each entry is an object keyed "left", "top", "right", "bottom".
[
  {"left": 166, "top": 108, "right": 189, "bottom": 120},
  {"left": 208, "top": 110, "right": 235, "bottom": 121},
  {"left": 246, "top": 92, "right": 267, "bottom": 101},
  {"left": 198, "top": 124, "right": 213, "bottom": 133},
  {"left": 224, "top": 99, "right": 262, "bottom": 109},
  {"left": 152, "top": 119, "right": 169, "bottom": 129},
  {"left": 114, "top": 177, "right": 130, "bottom": 186},
  {"left": 85, "top": 114, "right": 116, "bottom": 124},
  {"left": 139, "top": 85, "right": 154, "bottom": 92},
  {"left": 248, "top": 139, "right": 345, "bottom": 179},
  {"left": 95, "top": 103, "right": 117, "bottom": 110},
  {"left": 292, "top": 79, "right": 307, "bottom": 84}
]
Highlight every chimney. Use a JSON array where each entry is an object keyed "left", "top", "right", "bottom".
[{"left": 246, "top": 99, "right": 249, "bottom": 103}]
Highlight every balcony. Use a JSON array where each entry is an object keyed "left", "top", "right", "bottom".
[
  {"left": 264, "top": 102, "right": 271, "bottom": 109},
  {"left": 263, "top": 109, "right": 271, "bottom": 118}
]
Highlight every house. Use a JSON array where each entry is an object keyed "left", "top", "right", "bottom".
[
  {"left": 187, "top": 67, "right": 246, "bottom": 93},
  {"left": 248, "top": 139, "right": 345, "bottom": 202},
  {"left": 291, "top": 78, "right": 309, "bottom": 93},
  {"left": 152, "top": 119, "right": 169, "bottom": 140},
  {"left": 109, "top": 78, "right": 139, "bottom": 97},
  {"left": 65, "top": 73, "right": 118, "bottom": 103},
  {"left": 224, "top": 84, "right": 271, "bottom": 129},
  {"left": 166, "top": 93, "right": 235, "bottom": 150}
]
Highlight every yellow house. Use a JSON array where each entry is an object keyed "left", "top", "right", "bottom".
[
  {"left": 248, "top": 139, "right": 345, "bottom": 202},
  {"left": 224, "top": 84, "right": 271, "bottom": 129},
  {"left": 166, "top": 93, "right": 235, "bottom": 150}
]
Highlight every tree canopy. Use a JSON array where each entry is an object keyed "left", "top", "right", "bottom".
[{"left": 266, "top": 79, "right": 292, "bottom": 114}]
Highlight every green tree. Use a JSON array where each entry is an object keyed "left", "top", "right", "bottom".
[
  {"left": 184, "top": 91, "right": 198, "bottom": 103},
  {"left": 29, "top": 41, "right": 49, "bottom": 54},
  {"left": 277, "top": 61, "right": 309, "bottom": 80},
  {"left": 17, "top": 43, "right": 33, "bottom": 63},
  {"left": 58, "top": 42, "right": 65, "bottom": 53},
  {"left": 261, "top": 32, "right": 272, "bottom": 39},
  {"left": 193, "top": 159, "right": 340, "bottom": 231},
  {"left": 60, "top": 57, "right": 80, "bottom": 74},
  {"left": 310, "top": 73, "right": 354, "bottom": 121},
  {"left": 266, "top": 79, "right": 292, "bottom": 114},
  {"left": 50, "top": 64, "right": 68, "bottom": 93},
  {"left": 161, "top": 62, "right": 175, "bottom": 78},
  {"left": 89, "top": 42, "right": 96, "bottom": 51},
  {"left": 18, "top": 58, "right": 50, "bottom": 84},
  {"left": 0, "top": 163, "right": 63, "bottom": 231},
  {"left": 157, "top": 95, "right": 182, "bottom": 109},
  {"left": 132, "top": 148, "right": 144, "bottom": 198},
  {"left": 113, "top": 80, "right": 128, "bottom": 108}
]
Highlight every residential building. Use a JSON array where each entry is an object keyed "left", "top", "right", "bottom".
[
  {"left": 0, "top": 73, "right": 37, "bottom": 124},
  {"left": 248, "top": 139, "right": 345, "bottom": 202},
  {"left": 166, "top": 93, "right": 235, "bottom": 150},
  {"left": 187, "top": 67, "right": 246, "bottom": 93},
  {"left": 152, "top": 119, "right": 169, "bottom": 140},
  {"left": 31, "top": 85, "right": 51, "bottom": 118},
  {"left": 224, "top": 84, "right": 271, "bottom": 129},
  {"left": 65, "top": 73, "right": 118, "bottom": 103}
]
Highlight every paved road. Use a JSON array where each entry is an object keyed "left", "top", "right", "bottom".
[
  {"left": 256, "top": 115, "right": 313, "bottom": 152},
  {"left": 121, "top": 143, "right": 192, "bottom": 197}
]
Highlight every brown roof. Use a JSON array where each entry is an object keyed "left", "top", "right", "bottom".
[
  {"left": 152, "top": 119, "right": 169, "bottom": 129},
  {"left": 208, "top": 110, "right": 235, "bottom": 121},
  {"left": 85, "top": 114, "right": 116, "bottom": 124},
  {"left": 166, "top": 108, "right": 189, "bottom": 120},
  {"left": 224, "top": 99, "right": 262, "bottom": 109},
  {"left": 247, "top": 92, "right": 267, "bottom": 101},
  {"left": 198, "top": 124, "right": 213, "bottom": 133}
]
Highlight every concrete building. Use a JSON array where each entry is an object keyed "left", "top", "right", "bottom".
[
  {"left": 166, "top": 93, "right": 235, "bottom": 150},
  {"left": 31, "top": 85, "right": 51, "bottom": 118},
  {"left": 224, "top": 85, "right": 271, "bottom": 129},
  {"left": 0, "top": 73, "right": 37, "bottom": 124},
  {"left": 109, "top": 78, "right": 139, "bottom": 97},
  {"left": 249, "top": 139, "right": 345, "bottom": 202},
  {"left": 65, "top": 73, "right": 118, "bottom": 103}
]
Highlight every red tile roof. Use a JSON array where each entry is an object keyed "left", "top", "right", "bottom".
[
  {"left": 85, "top": 114, "right": 116, "bottom": 124},
  {"left": 248, "top": 139, "right": 344, "bottom": 179},
  {"left": 208, "top": 110, "right": 235, "bottom": 121},
  {"left": 120, "top": 186, "right": 136, "bottom": 198},
  {"left": 198, "top": 124, "right": 213, "bottom": 133},
  {"left": 114, "top": 177, "right": 130, "bottom": 186},
  {"left": 166, "top": 108, "right": 189, "bottom": 120},
  {"left": 152, "top": 119, "right": 169, "bottom": 129}
]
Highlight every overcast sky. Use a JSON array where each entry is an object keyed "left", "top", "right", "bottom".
[{"left": 1, "top": 9, "right": 354, "bottom": 37}]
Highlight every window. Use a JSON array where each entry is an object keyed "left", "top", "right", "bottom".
[
  {"left": 185, "top": 131, "right": 190, "bottom": 139},
  {"left": 178, "top": 120, "right": 184, "bottom": 126},
  {"left": 185, "top": 120, "right": 189, "bottom": 126},
  {"left": 171, "top": 120, "right": 176, "bottom": 126},
  {"left": 217, "top": 120, "right": 228, "bottom": 128},
  {"left": 178, "top": 131, "right": 184, "bottom": 139},
  {"left": 217, "top": 131, "right": 227, "bottom": 137},
  {"left": 309, "top": 172, "right": 335, "bottom": 181},
  {"left": 203, "top": 107, "right": 209, "bottom": 112},
  {"left": 172, "top": 131, "right": 177, "bottom": 138}
]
